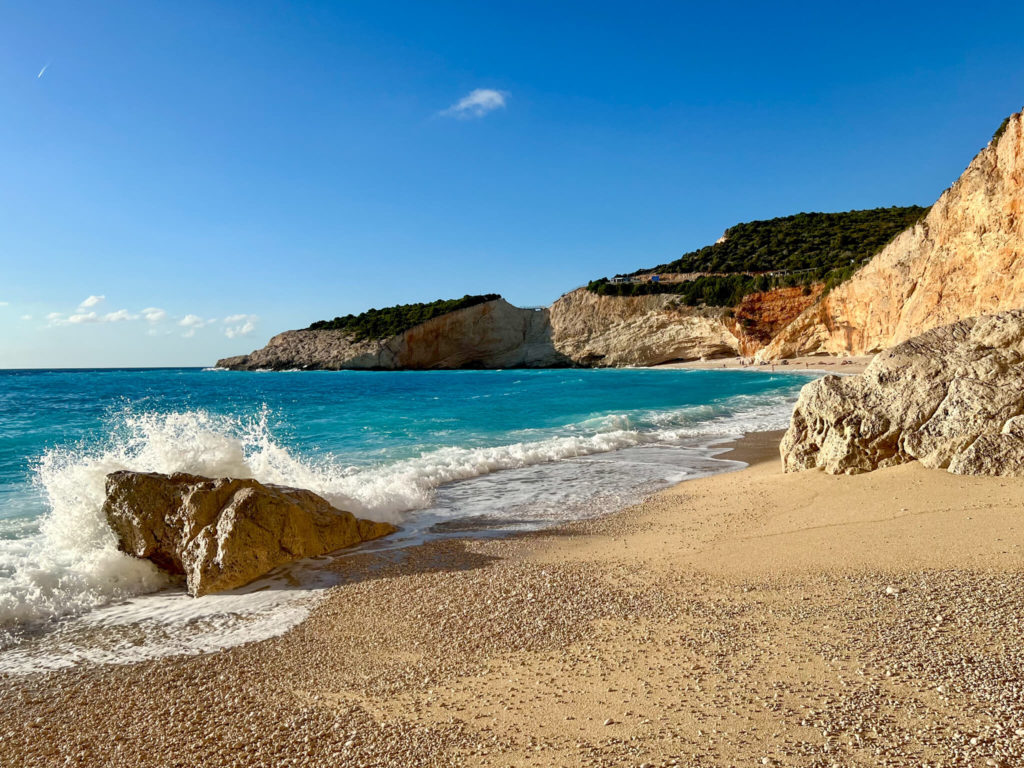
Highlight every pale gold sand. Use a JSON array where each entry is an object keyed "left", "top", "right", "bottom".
[
  {"left": 2, "top": 432, "right": 1023, "bottom": 767},
  {"left": 656, "top": 354, "right": 875, "bottom": 375}
]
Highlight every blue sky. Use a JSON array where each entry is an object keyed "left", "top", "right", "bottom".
[{"left": 1, "top": 1, "right": 1022, "bottom": 367}]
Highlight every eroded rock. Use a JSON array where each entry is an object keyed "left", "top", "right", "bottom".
[
  {"left": 781, "top": 311, "right": 1024, "bottom": 475},
  {"left": 103, "top": 471, "right": 396, "bottom": 595}
]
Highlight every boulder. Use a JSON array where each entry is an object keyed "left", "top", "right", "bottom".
[
  {"left": 103, "top": 471, "right": 396, "bottom": 596},
  {"left": 781, "top": 311, "right": 1024, "bottom": 476}
]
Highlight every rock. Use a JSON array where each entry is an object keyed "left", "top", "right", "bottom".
[
  {"left": 103, "top": 471, "right": 396, "bottom": 596},
  {"left": 781, "top": 311, "right": 1024, "bottom": 475},
  {"left": 761, "top": 110, "right": 1024, "bottom": 360}
]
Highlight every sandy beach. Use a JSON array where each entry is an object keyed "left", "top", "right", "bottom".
[
  {"left": 656, "top": 355, "right": 875, "bottom": 375},
  {"left": 3, "top": 430, "right": 1024, "bottom": 767}
]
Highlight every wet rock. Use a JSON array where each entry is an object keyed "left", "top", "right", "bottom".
[{"left": 103, "top": 471, "right": 396, "bottom": 595}]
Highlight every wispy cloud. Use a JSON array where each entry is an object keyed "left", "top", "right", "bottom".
[
  {"left": 103, "top": 309, "right": 139, "bottom": 322},
  {"left": 39, "top": 300, "right": 257, "bottom": 339},
  {"left": 37, "top": 64, "right": 48, "bottom": 79},
  {"left": 223, "top": 314, "right": 258, "bottom": 339},
  {"left": 178, "top": 314, "right": 212, "bottom": 338},
  {"left": 178, "top": 314, "right": 209, "bottom": 328},
  {"left": 68, "top": 312, "right": 100, "bottom": 324},
  {"left": 440, "top": 88, "right": 508, "bottom": 119},
  {"left": 21, "top": 314, "right": 32, "bottom": 321}
]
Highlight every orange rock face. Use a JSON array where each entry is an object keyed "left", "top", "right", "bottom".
[
  {"left": 727, "top": 285, "right": 825, "bottom": 356},
  {"left": 762, "top": 110, "right": 1024, "bottom": 359}
]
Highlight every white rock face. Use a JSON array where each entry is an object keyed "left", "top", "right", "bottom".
[
  {"left": 548, "top": 289, "right": 740, "bottom": 366},
  {"left": 762, "top": 110, "right": 1024, "bottom": 360},
  {"left": 103, "top": 471, "right": 396, "bottom": 596},
  {"left": 781, "top": 311, "right": 1024, "bottom": 475}
]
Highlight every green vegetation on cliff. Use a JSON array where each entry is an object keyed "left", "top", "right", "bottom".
[
  {"left": 308, "top": 294, "right": 501, "bottom": 340},
  {"left": 589, "top": 206, "right": 927, "bottom": 305},
  {"left": 993, "top": 114, "right": 1013, "bottom": 143}
]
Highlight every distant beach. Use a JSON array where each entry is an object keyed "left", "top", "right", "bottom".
[{"left": 655, "top": 353, "right": 875, "bottom": 375}]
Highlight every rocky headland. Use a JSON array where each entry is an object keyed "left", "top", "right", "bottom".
[
  {"left": 217, "top": 287, "right": 821, "bottom": 371},
  {"left": 217, "top": 298, "right": 566, "bottom": 371}
]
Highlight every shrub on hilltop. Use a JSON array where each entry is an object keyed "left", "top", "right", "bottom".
[
  {"left": 589, "top": 206, "right": 927, "bottom": 306},
  {"left": 307, "top": 294, "right": 502, "bottom": 340}
]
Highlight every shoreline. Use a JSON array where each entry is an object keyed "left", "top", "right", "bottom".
[{"left": 4, "top": 429, "right": 1024, "bottom": 766}]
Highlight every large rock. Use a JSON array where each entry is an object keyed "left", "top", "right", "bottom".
[
  {"left": 781, "top": 311, "right": 1024, "bottom": 475},
  {"left": 761, "top": 110, "right": 1024, "bottom": 360},
  {"left": 103, "top": 471, "right": 396, "bottom": 595}
]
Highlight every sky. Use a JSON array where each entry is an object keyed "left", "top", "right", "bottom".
[{"left": 1, "top": 1, "right": 1023, "bottom": 367}]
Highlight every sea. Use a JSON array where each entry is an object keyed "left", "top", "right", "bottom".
[{"left": 0, "top": 366, "right": 813, "bottom": 673}]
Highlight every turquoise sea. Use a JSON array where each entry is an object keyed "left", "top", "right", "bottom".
[{"left": 0, "top": 367, "right": 812, "bottom": 670}]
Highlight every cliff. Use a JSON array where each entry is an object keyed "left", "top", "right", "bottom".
[
  {"left": 726, "top": 285, "right": 824, "bottom": 356},
  {"left": 761, "top": 110, "right": 1024, "bottom": 359},
  {"left": 218, "top": 285, "right": 830, "bottom": 371},
  {"left": 547, "top": 289, "right": 740, "bottom": 366},
  {"left": 218, "top": 299, "right": 567, "bottom": 370},
  {"left": 221, "top": 112, "right": 1024, "bottom": 371}
]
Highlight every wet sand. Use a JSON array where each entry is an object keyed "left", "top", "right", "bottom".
[{"left": 3, "top": 431, "right": 1024, "bottom": 767}]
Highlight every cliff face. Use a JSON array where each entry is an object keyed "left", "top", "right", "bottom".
[
  {"left": 219, "top": 291, "right": 762, "bottom": 371},
  {"left": 726, "top": 285, "right": 824, "bottom": 356},
  {"left": 548, "top": 289, "right": 739, "bottom": 365},
  {"left": 218, "top": 299, "right": 568, "bottom": 370},
  {"left": 761, "top": 110, "right": 1024, "bottom": 359}
]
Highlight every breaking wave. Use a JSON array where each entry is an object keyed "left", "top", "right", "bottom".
[{"left": 0, "top": 387, "right": 798, "bottom": 640}]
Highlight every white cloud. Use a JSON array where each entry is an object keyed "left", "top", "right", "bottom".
[
  {"left": 103, "top": 309, "right": 138, "bottom": 322},
  {"left": 41, "top": 303, "right": 218, "bottom": 337},
  {"left": 68, "top": 312, "right": 99, "bottom": 324},
  {"left": 223, "top": 314, "right": 258, "bottom": 339},
  {"left": 0, "top": 301, "right": 8, "bottom": 307},
  {"left": 21, "top": 314, "right": 32, "bottom": 321},
  {"left": 441, "top": 88, "right": 507, "bottom": 119},
  {"left": 178, "top": 314, "right": 212, "bottom": 338}
]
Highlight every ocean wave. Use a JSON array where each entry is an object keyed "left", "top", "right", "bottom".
[{"left": 0, "top": 386, "right": 799, "bottom": 638}]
